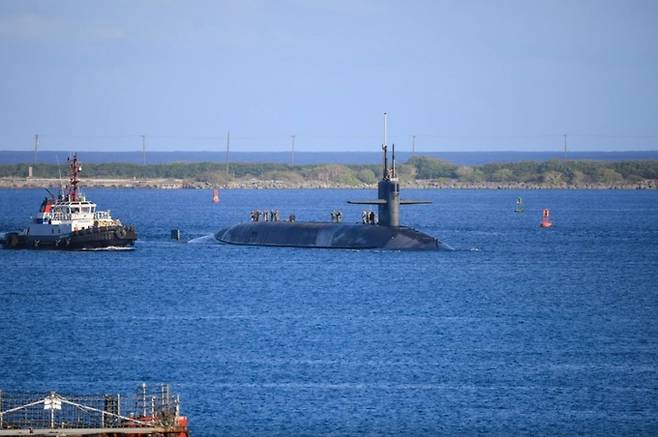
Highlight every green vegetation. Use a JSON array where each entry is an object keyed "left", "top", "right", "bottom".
[
  {"left": 407, "top": 156, "right": 458, "bottom": 179},
  {"left": 2, "top": 157, "right": 658, "bottom": 187},
  {"left": 475, "top": 159, "right": 658, "bottom": 185}
]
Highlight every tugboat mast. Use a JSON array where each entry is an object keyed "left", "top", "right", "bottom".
[{"left": 66, "top": 154, "right": 82, "bottom": 201}]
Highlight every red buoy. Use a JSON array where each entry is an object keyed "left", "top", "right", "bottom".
[{"left": 540, "top": 208, "right": 552, "bottom": 228}]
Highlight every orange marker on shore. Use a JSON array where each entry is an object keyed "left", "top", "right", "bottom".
[{"left": 540, "top": 208, "right": 552, "bottom": 228}]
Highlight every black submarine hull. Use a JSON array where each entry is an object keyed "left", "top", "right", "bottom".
[{"left": 215, "top": 222, "right": 446, "bottom": 250}]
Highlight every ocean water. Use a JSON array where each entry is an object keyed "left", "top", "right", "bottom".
[{"left": 1, "top": 188, "right": 657, "bottom": 435}]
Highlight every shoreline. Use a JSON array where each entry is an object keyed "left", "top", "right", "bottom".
[{"left": 1, "top": 177, "right": 656, "bottom": 190}]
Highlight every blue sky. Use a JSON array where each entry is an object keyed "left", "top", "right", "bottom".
[{"left": 1, "top": 0, "right": 657, "bottom": 152}]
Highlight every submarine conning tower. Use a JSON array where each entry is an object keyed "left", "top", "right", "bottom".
[
  {"left": 377, "top": 144, "right": 401, "bottom": 226},
  {"left": 348, "top": 113, "right": 430, "bottom": 227}
]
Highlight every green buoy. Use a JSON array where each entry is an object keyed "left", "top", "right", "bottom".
[{"left": 514, "top": 197, "right": 524, "bottom": 213}]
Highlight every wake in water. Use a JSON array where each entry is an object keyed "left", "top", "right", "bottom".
[
  {"left": 440, "top": 246, "right": 480, "bottom": 252},
  {"left": 81, "top": 246, "right": 135, "bottom": 251},
  {"left": 187, "top": 234, "right": 220, "bottom": 244}
]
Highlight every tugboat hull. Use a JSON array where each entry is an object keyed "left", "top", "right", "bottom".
[
  {"left": 2, "top": 225, "right": 137, "bottom": 250},
  {"left": 216, "top": 222, "right": 445, "bottom": 250}
]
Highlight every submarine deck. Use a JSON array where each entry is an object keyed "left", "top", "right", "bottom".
[{"left": 215, "top": 221, "right": 442, "bottom": 250}]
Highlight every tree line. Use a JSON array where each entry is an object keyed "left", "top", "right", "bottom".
[{"left": 1, "top": 157, "right": 657, "bottom": 186}]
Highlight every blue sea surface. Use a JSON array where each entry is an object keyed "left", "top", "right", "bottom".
[{"left": 1, "top": 188, "right": 657, "bottom": 435}]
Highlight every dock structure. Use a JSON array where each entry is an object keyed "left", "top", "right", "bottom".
[{"left": 0, "top": 384, "right": 188, "bottom": 437}]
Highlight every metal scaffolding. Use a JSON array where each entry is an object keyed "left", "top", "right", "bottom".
[{"left": 0, "top": 384, "right": 188, "bottom": 436}]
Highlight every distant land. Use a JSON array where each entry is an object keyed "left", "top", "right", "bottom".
[
  {"left": 2, "top": 150, "right": 658, "bottom": 165},
  {"left": 2, "top": 156, "right": 657, "bottom": 190}
]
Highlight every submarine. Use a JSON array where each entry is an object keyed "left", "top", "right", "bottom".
[{"left": 215, "top": 118, "right": 448, "bottom": 250}]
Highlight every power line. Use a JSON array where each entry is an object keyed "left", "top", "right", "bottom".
[{"left": 2, "top": 131, "right": 658, "bottom": 153}]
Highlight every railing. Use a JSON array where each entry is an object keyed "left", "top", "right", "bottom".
[
  {"left": 48, "top": 213, "right": 73, "bottom": 221},
  {"left": 0, "top": 384, "right": 185, "bottom": 433},
  {"left": 94, "top": 211, "right": 112, "bottom": 220}
]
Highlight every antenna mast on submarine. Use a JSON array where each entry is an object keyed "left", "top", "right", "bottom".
[
  {"left": 392, "top": 143, "right": 396, "bottom": 179},
  {"left": 384, "top": 112, "right": 388, "bottom": 150},
  {"left": 382, "top": 113, "right": 396, "bottom": 179},
  {"left": 382, "top": 112, "right": 389, "bottom": 179}
]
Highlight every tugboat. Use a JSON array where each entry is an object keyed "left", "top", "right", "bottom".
[
  {"left": 215, "top": 114, "right": 449, "bottom": 250},
  {"left": 1, "top": 154, "right": 137, "bottom": 250}
]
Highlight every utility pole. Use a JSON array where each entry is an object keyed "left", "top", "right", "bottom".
[
  {"left": 290, "top": 135, "right": 296, "bottom": 166},
  {"left": 563, "top": 134, "right": 568, "bottom": 161},
  {"left": 225, "top": 130, "right": 230, "bottom": 176},
  {"left": 141, "top": 135, "right": 146, "bottom": 166},
  {"left": 33, "top": 134, "right": 39, "bottom": 166}
]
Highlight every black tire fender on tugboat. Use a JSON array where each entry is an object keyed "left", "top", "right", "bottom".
[
  {"left": 7, "top": 233, "right": 20, "bottom": 248},
  {"left": 32, "top": 240, "right": 40, "bottom": 248},
  {"left": 115, "top": 228, "right": 127, "bottom": 239}
]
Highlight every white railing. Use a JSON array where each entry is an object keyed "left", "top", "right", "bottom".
[
  {"left": 49, "top": 213, "right": 72, "bottom": 221},
  {"left": 94, "top": 211, "right": 112, "bottom": 220}
]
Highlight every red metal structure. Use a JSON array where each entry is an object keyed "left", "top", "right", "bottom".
[{"left": 66, "top": 154, "right": 82, "bottom": 202}]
